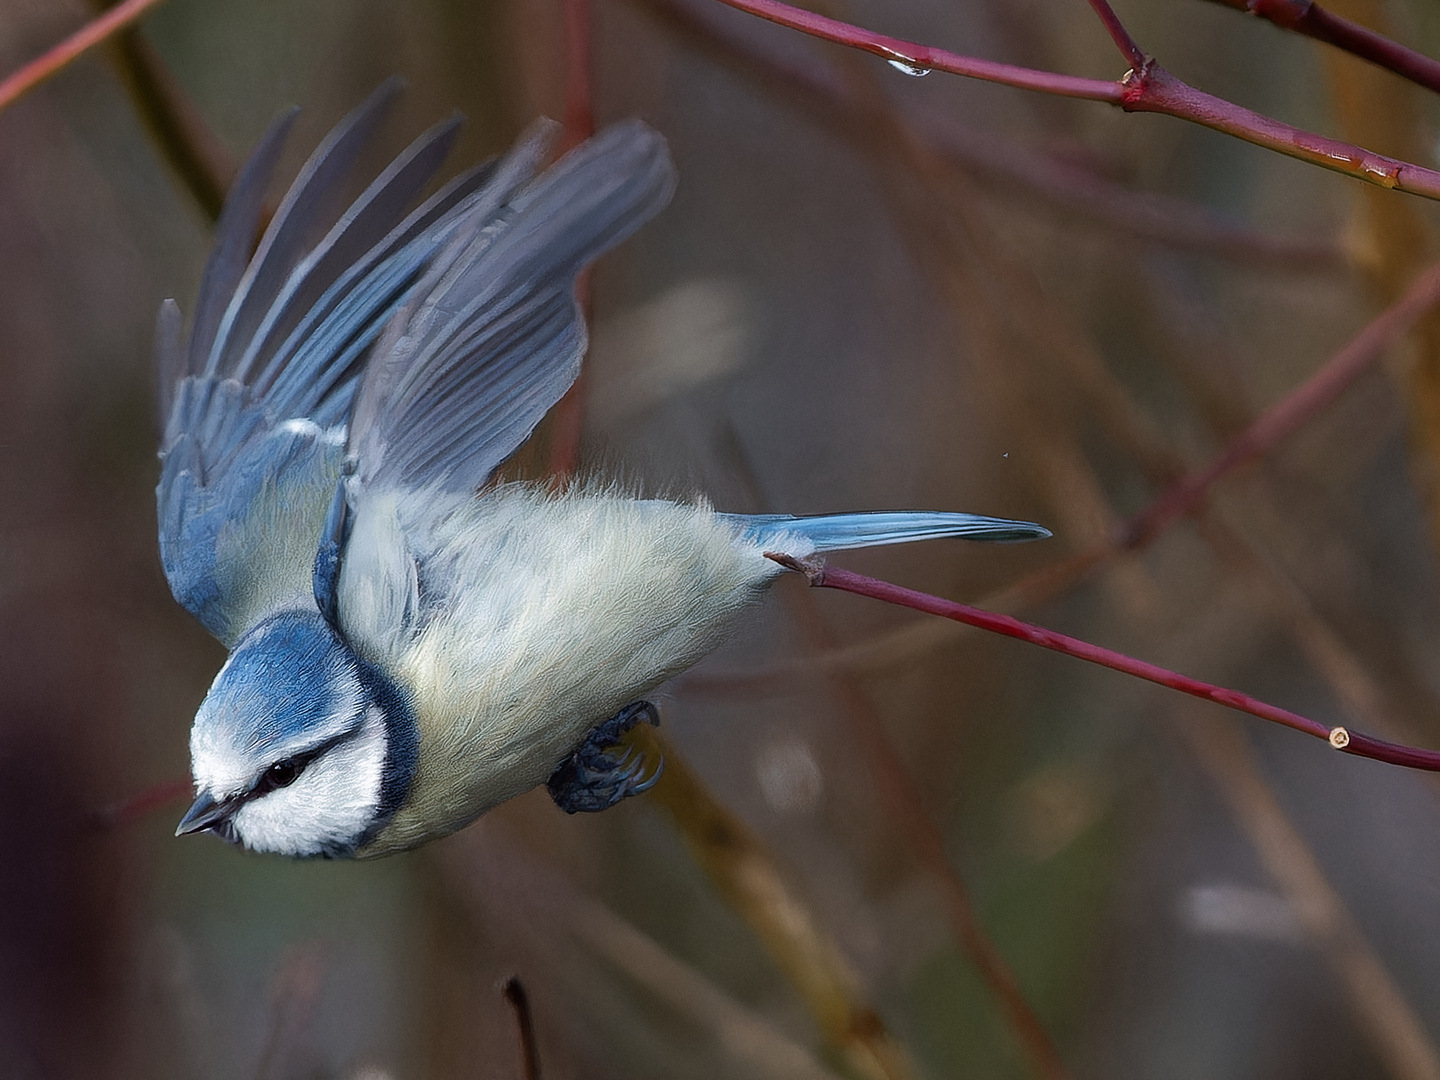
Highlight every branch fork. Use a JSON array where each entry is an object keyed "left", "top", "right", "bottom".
[{"left": 711, "top": 0, "right": 1440, "bottom": 200}]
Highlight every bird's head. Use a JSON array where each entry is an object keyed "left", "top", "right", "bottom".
[{"left": 177, "top": 610, "right": 417, "bottom": 857}]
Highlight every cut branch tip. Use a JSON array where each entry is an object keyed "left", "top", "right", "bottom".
[{"left": 765, "top": 550, "right": 827, "bottom": 583}]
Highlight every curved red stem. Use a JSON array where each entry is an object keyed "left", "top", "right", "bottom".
[
  {"left": 0, "top": 0, "right": 171, "bottom": 113},
  {"left": 776, "top": 558, "right": 1440, "bottom": 773},
  {"left": 1204, "top": 0, "right": 1440, "bottom": 96}
]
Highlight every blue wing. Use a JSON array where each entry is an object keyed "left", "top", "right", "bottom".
[
  {"left": 157, "top": 83, "right": 513, "bottom": 646},
  {"left": 326, "top": 121, "right": 677, "bottom": 662},
  {"left": 346, "top": 119, "right": 677, "bottom": 500}
]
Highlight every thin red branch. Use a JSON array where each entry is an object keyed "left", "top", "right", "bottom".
[
  {"left": 864, "top": 738, "right": 1073, "bottom": 1079},
  {"left": 547, "top": 0, "right": 598, "bottom": 479},
  {"left": 89, "top": 0, "right": 237, "bottom": 222},
  {"left": 561, "top": 0, "right": 596, "bottom": 150},
  {"left": 1084, "top": 0, "right": 1147, "bottom": 68},
  {"left": 95, "top": 776, "right": 191, "bottom": 830},
  {"left": 1120, "top": 255, "right": 1440, "bottom": 547},
  {"left": 709, "top": 0, "right": 1123, "bottom": 101},
  {"left": 708, "top": 0, "right": 1440, "bottom": 200},
  {"left": 770, "top": 557, "right": 1440, "bottom": 772},
  {"left": 866, "top": 745, "right": 1073, "bottom": 1079},
  {"left": 633, "top": 0, "right": 1343, "bottom": 271},
  {"left": 1203, "top": 0, "right": 1440, "bottom": 97},
  {"left": 1120, "top": 62, "right": 1440, "bottom": 198},
  {"left": 0, "top": 0, "right": 171, "bottom": 113},
  {"left": 908, "top": 107, "right": 1341, "bottom": 272}
]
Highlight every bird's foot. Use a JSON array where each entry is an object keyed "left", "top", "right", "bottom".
[{"left": 547, "top": 701, "right": 664, "bottom": 814}]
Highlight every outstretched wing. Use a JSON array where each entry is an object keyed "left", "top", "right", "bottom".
[
  {"left": 323, "top": 120, "right": 677, "bottom": 665},
  {"left": 157, "top": 82, "right": 516, "bottom": 646}
]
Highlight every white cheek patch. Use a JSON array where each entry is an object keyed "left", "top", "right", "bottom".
[{"left": 231, "top": 705, "right": 388, "bottom": 857}]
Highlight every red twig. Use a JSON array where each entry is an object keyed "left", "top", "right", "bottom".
[
  {"left": 1085, "top": 0, "right": 1147, "bottom": 68},
  {"left": 562, "top": 0, "right": 595, "bottom": 149},
  {"left": 0, "top": 0, "right": 172, "bottom": 114},
  {"left": 708, "top": 0, "right": 1440, "bottom": 199},
  {"left": 768, "top": 555, "right": 1440, "bottom": 772},
  {"left": 91, "top": 2, "right": 237, "bottom": 222},
  {"left": 633, "top": 0, "right": 1343, "bottom": 271},
  {"left": 907, "top": 106, "right": 1338, "bottom": 273},
  {"left": 1120, "top": 256, "right": 1440, "bottom": 547},
  {"left": 1118, "top": 62, "right": 1440, "bottom": 195},
  {"left": 548, "top": 0, "right": 598, "bottom": 478},
  {"left": 709, "top": 0, "right": 1123, "bottom": 101},
  {"left": 1203, "top": 0, "right": 1440, "bottom": 97},
  {"left": 95, "top": 776, "right": 191, "bottom": 829}
]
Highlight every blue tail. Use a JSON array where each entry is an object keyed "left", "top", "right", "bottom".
[{"left": 721, "top": 510, "right": 1051, "bottom": 553}]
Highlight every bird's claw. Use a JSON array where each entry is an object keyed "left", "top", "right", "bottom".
[{"left": 547, "top": 701, "right": 664, "bottom": 813}]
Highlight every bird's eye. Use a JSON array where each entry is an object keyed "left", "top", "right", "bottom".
[{"left": 264, "top": 760, "right": 301, "bottom": 790}]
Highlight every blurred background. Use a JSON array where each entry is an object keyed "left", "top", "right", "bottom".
[{"left": 4, "top": 0, "right": 1440, "bottom": 1077}]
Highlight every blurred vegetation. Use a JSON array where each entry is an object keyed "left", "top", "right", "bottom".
[{"left": 4, "top": 0, "right": 1440, "bottom": 1077}]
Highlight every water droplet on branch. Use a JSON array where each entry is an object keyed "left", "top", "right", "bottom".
[
  {"left": 878, "top": 45, "right": 931, "bottom": 77},
  {"left": 885, "top": 58, "right": 931, "bottom": 77}
]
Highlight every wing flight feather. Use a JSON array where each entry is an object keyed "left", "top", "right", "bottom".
[
  {"left": 157, "top": 87, "right": 479, "bottom": 646},
  {"left": 347, "top": 119, "right": 676, "bottom": 499},
  {"left": 157, "top": 92, "right": 676, "bottom": 658}
]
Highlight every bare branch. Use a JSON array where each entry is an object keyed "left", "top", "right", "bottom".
[
  {"left": 708, "top": 0, "right": 1123, "bottom": 100},
  {"left": 546, "top": 0, "right": 598, "bottom": 478},
  {"left": 89, "top": 4, "right": 236, "bottom": 222},
  {"left": 634, "top": 0, "right": 1344, "bottom": 271},
  {"left": 1120, "top": 256, "right": 1440, "bottom": 548},
  {"left": 1085, "top": 0, "right": 1148, "bottom": 68},
  {"left": 775, "top": 559, "right": 1440, "bottom": 773},
  {"left": 708, "top": 0, "right": 1440, "bottom": 199},
  {"left": 0, "top": 0, "right": 171, "bottom": 113},
  {"left": 1203, "top": 0, "right": 1440, "bottom": 96}
]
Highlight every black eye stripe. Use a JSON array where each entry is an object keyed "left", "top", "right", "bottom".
[{"left": 247, "top": 728, "right": 354, "bottom": 799}]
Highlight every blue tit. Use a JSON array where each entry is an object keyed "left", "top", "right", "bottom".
[{"left": 161, "top": 82, "right": 1050, "bottom": 859}]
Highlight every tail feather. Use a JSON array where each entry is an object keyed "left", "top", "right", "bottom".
[{"left": 722, "top": 511, "right": 1051, "bottom": 554}]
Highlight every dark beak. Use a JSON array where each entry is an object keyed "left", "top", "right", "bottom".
[{"left": 175, "top": 791, "right": 240, "bottom": 839}]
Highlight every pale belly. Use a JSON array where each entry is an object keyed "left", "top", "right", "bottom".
[{"left": 359, "top": 486, "right": 779, "bottom": 855}]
